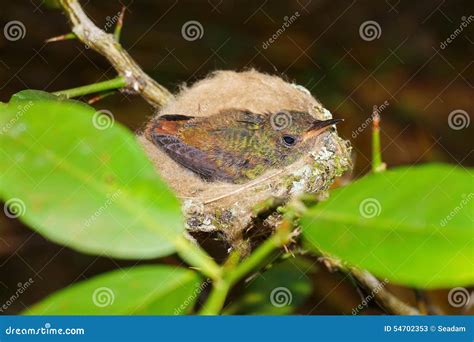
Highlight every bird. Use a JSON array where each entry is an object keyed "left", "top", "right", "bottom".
[{"left": 145, "top": 108, "right": 342, "bottom": 184}]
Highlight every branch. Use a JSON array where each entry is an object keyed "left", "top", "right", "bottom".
[
  {"left": 199, "top": 220, "right": 293, "bottom": 315},
  {"left": 371, "top": 106, "right": 386, "bottom": 173},
  {"left": 59, "top": 0, "right": 173, "bottom": 107},
  {"left": 320, "top": 256, "right": 420, "bottom": 315}
]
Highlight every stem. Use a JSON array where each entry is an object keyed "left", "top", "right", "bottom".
[
  {"left": 371, "top": 107, "right": 386, "bottom": 173},
  {"left": 175, "top": 236, "right": 222, "bottom": 282},
  {"left": 226, "top": 233, "right": 282, "bottom": 285},
  {"left": 53, "top": 76, "right": 127, "bottom": 99},
  {"left": 198, "top": 221, "right": 292, "bottom": 315},
  {"left": 198, "top": 280, "right": 231, "bottom": 315},
  {"left": 114, "top": 7, "right": 126, "bottom": 42}
]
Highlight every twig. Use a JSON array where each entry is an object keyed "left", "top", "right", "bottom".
[
  {"left": 59, "top": 0, "right": 173, "bottom": 107},
  {"left": 371, "top": 106, "right": 386, "bottom": 173},
  {"left": 414, "top": 289, "right": 443, "bottom": 315},
  {"left": 320, "top": 256, "right": 420, "bottom": 315},
  {"left": 53, "top": 76, "right": 127, "bottom": 99},
  {"left": 87, "top": 91, "right": 117, "bottom": 104},
  {"left": 113, "top": 6, "right": 126, "bottom": 42}
]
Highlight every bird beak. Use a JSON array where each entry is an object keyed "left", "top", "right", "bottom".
[{"left": 303, "top": 118, "right": 343, "bottom": 141}]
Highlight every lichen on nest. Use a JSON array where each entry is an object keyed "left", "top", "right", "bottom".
[{"left": 138, "top": 69, "right": 352, "bottom": 252}]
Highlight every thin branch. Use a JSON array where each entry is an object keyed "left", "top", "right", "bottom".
[
  {"left": 53, "top": 76, "right": 127, "bottom": 99},
  {"left": 199, "top": 220, "right": 293, "bottom": 315},
  {"left": 371, "top": 106, "right": 386, "bottom": 173},
  {"left": 59, "top": 0, "right": 173, "bottom": 107},
  {"left": 320, "top": 256, "right": 420, "bottom": 315}
]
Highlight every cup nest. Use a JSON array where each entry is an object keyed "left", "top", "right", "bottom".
[{"left": 138, "top": 70, "right": 352, "bottom": 255}]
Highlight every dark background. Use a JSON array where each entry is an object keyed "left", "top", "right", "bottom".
[{"left": 0, "top": 0, "right": 472, "bottom": 314}]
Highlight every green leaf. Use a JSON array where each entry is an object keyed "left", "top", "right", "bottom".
[
  {"left": 0, "top": 91, "right": 183, "bottom": 259},
  {"left": 10, "top": 90, "right": 60, "bottom": 102},
  {"left": 224, "top": 258, "right": 314, "bottom": 315},
  {"left": 25, "top": 265, "right": 201, "bottom": 315},
  {"left": 301, "top": 164, "right": 474, "bottom": 288}
]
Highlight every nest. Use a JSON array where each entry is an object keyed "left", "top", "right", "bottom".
[{"left": 138, "top": 70, "right": 352, "bottom": 255}]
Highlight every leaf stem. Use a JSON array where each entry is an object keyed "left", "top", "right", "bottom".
[{"left": 53, "top": 76, "right": 127, "bottom": 99}]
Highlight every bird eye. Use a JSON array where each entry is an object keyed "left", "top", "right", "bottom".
[{"left": 282, "top": 135, "right": 297, "bottom": 147}]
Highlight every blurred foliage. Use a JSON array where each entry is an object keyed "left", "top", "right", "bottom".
[
  {"left": 26, "top": 265, "right": 201, "bottom": 314},
  {"left": 224, "top": 258, "right": 315, "bottom": 315}
]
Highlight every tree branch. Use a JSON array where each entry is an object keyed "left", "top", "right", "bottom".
[
  {"left": 320, "top": 256, "right": 420, "bottom": 315},
  {"left": 59, "top": 0, "right": 173, "bottom": 107}
]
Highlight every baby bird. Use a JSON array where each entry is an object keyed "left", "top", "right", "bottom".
[{"left": 145, "top": 108, "right": 342, "bottom": 184}]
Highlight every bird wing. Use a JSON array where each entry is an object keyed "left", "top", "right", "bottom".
[{"left": 146, "top": 115, "right": 236, "bottom": 182}]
